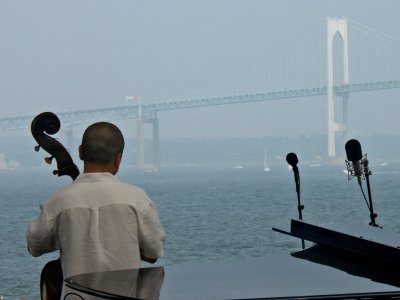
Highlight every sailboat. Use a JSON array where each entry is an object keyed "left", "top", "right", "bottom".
[{"left": 263, "top": 146, "right": 271, "bottom": 172}]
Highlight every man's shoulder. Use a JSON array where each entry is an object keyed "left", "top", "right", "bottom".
[
  {"left": 117, "top": 182, "right": 153, "bottom": 204},
  {"left": 45, "top": 177, "right": 152, "bottom": 212}
]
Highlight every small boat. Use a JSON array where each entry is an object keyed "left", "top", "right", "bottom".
[
  {"left": 309, "top": 163, "right": 321, "bottom": 168},
  {"left": 263, "top": 146, "right": 271, "bottom": 172}
]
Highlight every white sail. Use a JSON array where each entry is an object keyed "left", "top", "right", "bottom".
[{"left": 263, "top": 146, "right": 271, "bottom": 172}]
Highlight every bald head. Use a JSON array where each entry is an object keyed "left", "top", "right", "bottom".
[{"left": 80, "top": 122, "right": 125, "bottom": 166}]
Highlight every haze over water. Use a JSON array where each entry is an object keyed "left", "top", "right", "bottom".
[{"left": 1, "top": 162, "right": 400, "bottom": 298}]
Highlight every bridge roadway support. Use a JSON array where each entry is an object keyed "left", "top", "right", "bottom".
[
  {"left": 342, "top": 92, "right": 349, "bottom": 141},
  {"left": 136, "top": 117, "right": 160, "bottom": 170},
  {"left": 327, "top": 17, "right": 349, "bottom": 160}
]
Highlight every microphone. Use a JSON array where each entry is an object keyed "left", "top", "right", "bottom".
[
  {"left": 286, "top": 152, "right": 299, "bottom": 173},
  {"left": 286, "top": 152, "right": 300, "bottom": 192},
  {"left": 345, "top": 139, "right": 363, "bottom": 182}
]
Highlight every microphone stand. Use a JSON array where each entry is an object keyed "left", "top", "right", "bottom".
[
  {"left": 345, "top": 140, "right": 379, "bottom": 227},
  {"left": 292, "top": 168, "right": 305, "bottom": 249},
  {"left": 363, "top": 159, "right": 378, "bottom": 227}
]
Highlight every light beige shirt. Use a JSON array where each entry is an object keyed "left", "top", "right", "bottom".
[{"left": 26, "top": 172, "right": 165, "bottom": 279}]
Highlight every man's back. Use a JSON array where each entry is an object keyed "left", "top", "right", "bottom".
[{"left": 27, "top": 172, "right": 165, "bottom": 278}]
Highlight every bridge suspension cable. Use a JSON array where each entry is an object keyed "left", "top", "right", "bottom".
[{"left": 347, "top": 18, "right": 400, "bottom": 44}]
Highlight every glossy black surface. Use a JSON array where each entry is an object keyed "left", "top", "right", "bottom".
[
  {"left": 66, "top": 256, "right": 400, "bottom": 299},
  {"left": 66, "top": 267, "right": 164, "bottom": 299},
  {"left": 65, "top": 221, "right": 400, "bottom": 299}
]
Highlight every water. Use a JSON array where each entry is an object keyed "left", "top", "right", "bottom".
[{"left": 1, "top": 162, "right": 400, "bottom": 298}]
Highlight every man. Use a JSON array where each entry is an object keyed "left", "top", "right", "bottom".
[{"left": 27, "top": 122, "right": 165, "bottom": 298}]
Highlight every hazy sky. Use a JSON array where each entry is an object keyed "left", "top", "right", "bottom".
[{"left": 0, "top": 0, "right": 399, "bottom": 139}]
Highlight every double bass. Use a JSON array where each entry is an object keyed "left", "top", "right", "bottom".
[{"left": 31, "top": 112, "right": 79, "bottom": 300}]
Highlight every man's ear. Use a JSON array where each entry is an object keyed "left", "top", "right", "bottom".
[
  {"left": 111, "top": 152, "right": 123, "bottom": 175},
  {"left": 115, "top": 152, "right": 123, "bottom": 167},
  {"left": 78, "top": 145, "right": 84, "bottom": 161}
]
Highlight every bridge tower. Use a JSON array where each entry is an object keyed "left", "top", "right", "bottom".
[
  {"left": 127, "top": 96, "right": 160, "bottom": 170},
  {"left": 136, "top": 116, "right": 160, "bottom": 171},
  {"left": 327, "top": 17, "right": 349, "bottom": 159}
]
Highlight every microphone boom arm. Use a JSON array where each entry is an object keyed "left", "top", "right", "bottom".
[
  {"left": 363, "top": 159, "right": 378, "bottom": 227},
  {"left": 345, "top": 153, "right": 378, "bottom": 227},
  {"left": 292, "top": 167, "right": 305, "bottom": 249}
]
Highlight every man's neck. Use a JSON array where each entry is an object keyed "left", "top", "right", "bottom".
[{"left": 83, "top": 164, "right": 115, "bottom": 175}]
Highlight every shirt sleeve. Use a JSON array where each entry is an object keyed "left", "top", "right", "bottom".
[
  {"left": 26, "top": 203, "right": 58, "bottom": 257},
  {"left": 138, "top": 200, "right": 165, "bottom": 259}
]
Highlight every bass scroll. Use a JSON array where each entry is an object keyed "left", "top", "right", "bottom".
[{"left": 31, "top": 112, "right": 79, "bottom": 300}]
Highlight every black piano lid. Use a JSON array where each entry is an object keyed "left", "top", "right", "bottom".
[
  {"left": 66, "top": 254, "right": 400, "bottom": 300},
  {"left": 289, "top": 219, "right": 400, "bottom": 266},
  {"left": 276, "top": 219, "right": 400, "bottom": 291},
  {"left": 65, "top": 221, "right": 400, "bottom": 299}
]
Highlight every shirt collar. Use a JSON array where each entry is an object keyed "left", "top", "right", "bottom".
[{"left": 74, "top": 172, "right": 120, "bottom": 183}]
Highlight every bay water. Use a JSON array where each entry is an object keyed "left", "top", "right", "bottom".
[{"left": 1, "top": 162, "right": 400, "bottom": 298}]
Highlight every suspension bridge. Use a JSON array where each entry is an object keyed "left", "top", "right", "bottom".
[{"left": 0, "top": 17, "right": 399, "bottom": 169}]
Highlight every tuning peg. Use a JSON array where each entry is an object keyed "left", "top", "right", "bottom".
[
  {"left": 34, "top": 145, "right": 40, "bottom": 152},
  {"left": 45, "top": 156, "right": 54, "bottom": 165}
]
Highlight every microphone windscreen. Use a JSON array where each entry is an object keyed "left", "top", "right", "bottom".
[
  {"left": 286, "top": 152, "right": 298, "bottom": 166},
  {"left": 345, "top": 139, "right": 363, "bottom": 162}
]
